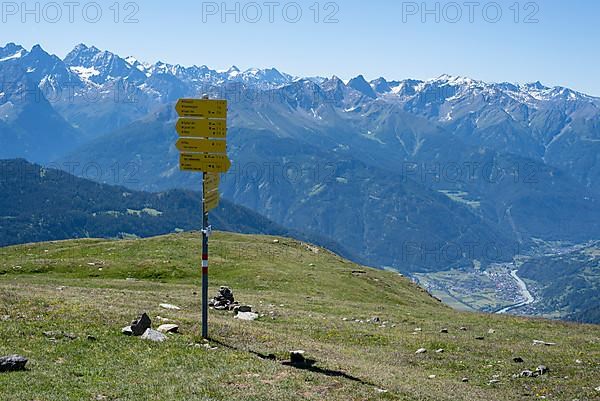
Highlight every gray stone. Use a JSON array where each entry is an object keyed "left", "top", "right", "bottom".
[
  {"left": 536, "top": 365, "right": 549, "bottom": 375},
  {"left": 0, "top": 355, "right": 28, "bottom": 372},
  {"left": 462, "top": 377, "right": 469, "bottom": 383},
  {"left": 440, "top": 328, "right": 449, "bottom": 333},
  {"left": 157, "top": 324, "right": 179, "bottom": 334},
  {"left": 435, "top": 349, "right": 445, "bottom": 353},
  {"left": 141, "top": 328, "right": 167, "bottom": 342},
  {"left": 159, "top": 303, "right": 181, "bottom": 310},
  {"left": 121, "top": 326, "right": 133, "bottom": 336},
  {"left": 488, "top": 379, "right": 500, "bottom": 385},
  {"left": 533, "top": 340, "right": 556, "bottom": 346},
  {"left": 415, "top": 348, "right": 427, "bottom": 354},
  {"left": 235, "top": 312, "right": 259, "bottom": 321},
  {"left": 460, "top": 327, "right": 468, "bottom": 331},
  {"left": 520, "top": 370, "right": 534, "bottom": 377},
  {"left": 131, "top": 313, "right": 151, "bottom": 336},
  {"left": 236, "top": 305, "right": 252, "bottom": 313},
  {"left": 290, "top": 350, "right": 306, "bottom": 365}
]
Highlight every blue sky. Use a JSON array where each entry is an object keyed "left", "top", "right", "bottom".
[{"left": 2, "top": 0, "right": 600, "bottom": 95}]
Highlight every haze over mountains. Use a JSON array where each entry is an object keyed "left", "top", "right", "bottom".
[{"left": 1, "top": 42, "right": 599, "bottom": 320}]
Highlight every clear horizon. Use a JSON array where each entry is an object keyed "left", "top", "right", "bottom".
[{"left": 2, "top": 0, "right": 599, "bottom": 95}]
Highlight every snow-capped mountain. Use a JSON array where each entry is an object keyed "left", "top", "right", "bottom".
[{"left": 1, "top": 42, "right": 598, "bottom": 322}]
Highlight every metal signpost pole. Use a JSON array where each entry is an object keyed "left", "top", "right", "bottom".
[{"left": 202, "top": 172, "right": 209, "bottom": 339}]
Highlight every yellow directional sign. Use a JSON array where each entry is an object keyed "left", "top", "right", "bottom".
[
  {"left": 176, "top": 99, "right": 227, "bottom": 119},
  {"left": 176, "top": 118, "right": 227, "bottom": 139},
  {"left": 176, "top": 138, "right": 226, "bottom": 154},
  {"left": 204, "top": 173, "right": 220, "bottom": 195},
  {"left": 204, "top": 193, "right": 219, "bottom": 212},
  {"left": 179, "top": 153, "right": 231, "bottom": 173}
]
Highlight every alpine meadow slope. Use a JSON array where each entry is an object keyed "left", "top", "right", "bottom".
[{"left": 1, "top": 232, "right": 599, "bottom": 400}]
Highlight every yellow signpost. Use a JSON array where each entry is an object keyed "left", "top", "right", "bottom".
[
  {"left": 204, "top": 172, "right": 220, "bottom": 195},
  {"left": 179, "top": 153, "right": 231, "bottom": 173},
  {"left": 176, "top": 118, "right": 227, "bottom": 138},
  {"left": 176, "top": 99, "right": 227, "bottom": 119},
  {"left": 176, "top": 138, "right": 227, "bottom": 154},
  {"left": 174, "top": 97, "right": 230, "bottom": 340}
]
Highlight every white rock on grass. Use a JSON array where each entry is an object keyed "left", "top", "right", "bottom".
[
  {"left": 415, "top": 348, "right": 427, "bottom": 354},
  {"left": 157, "top": 324, "right": 179, "bottom": 334},
  {"left": 235, "top": 312, "right": 259, "bottom": 321},
  {"left": 159, "top": 303, "right": 181, "bottom": 310},
  {"left": 141, "top": 328, "right": 167, "bottom": 342}
]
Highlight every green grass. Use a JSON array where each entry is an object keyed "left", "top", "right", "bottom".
[{"left": 1, "top": 232, "right": 599, "bottom": 400}]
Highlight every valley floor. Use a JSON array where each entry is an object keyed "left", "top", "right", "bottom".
[{"left": 0, "top": 233, "right": 599, "bottom": 401}]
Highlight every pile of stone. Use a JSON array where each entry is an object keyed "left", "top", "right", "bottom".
[
  {"left": 209, "top": 286, "right": 237, "bottom": 310},
  {"left": 209, "top": 286, "right": 258, "bottom": 320},
  {"left": 122, "top": 313, "right": 179, "bottom": 342}
]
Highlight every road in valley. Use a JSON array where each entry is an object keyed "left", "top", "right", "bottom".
[{"left": 496, "top": 269, "right": 535, "bottom": 314}]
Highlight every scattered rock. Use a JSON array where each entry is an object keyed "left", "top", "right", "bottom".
[
  {"left": 157, "top": 324, "right": 179, "bottom": 334},
  {"left": 273, "top": 239, "right": 280, "bottom": 243},
  {"left": 159, "top": 303, "right": 181, "bottom": 311},
  {"left": 141, "top": 328, "right": 167, "bottom": 342},
  {"left": 130, "top": 313, "right": 152, "bottom": 336},
  {"left": 234, "top": 305, "right": 252, "bottom": 314},
  {"left": 414, "top": 328, "right": 422, "bottom": 332},
  {"left": 290, "top": 350, "right": 306, "bottom": 365},
  {"left": 488, "top": 329, "right": 496, "bottom": 334},
  {"left": 286, "top": 350, "right": 316, "bottom": 368},
  {"left": 87, "top": 335, "right": 97, "bottom": 341},
  {"left": 370, "top": 317, "right": 381, "bottom": 324},
  {"left": 375, "top": 388, "right": 388, "bottom": 394},
  {"left": 428, "top": 375, "right": 436, "bottom": 379},
  {"left": 513, "top": 357, "right": 524, "bottom": 363},
  {"left": 121, "top": 326, "right": 133, "bottom": 336},
  {"left": 43, "top": 331, "right": 77, "bottom": 340},
  {"left": 351, "top": 270, "right": 366, "bottom": 276},
  {"left": 1, "top": 315, "right": 10, "bottom": 321},
  {"left": 309, "top": 263, "right": 315, "bottom": 267},
  {"left": 595, "top": 386, "right": 600, "bottom": 392},
  {"left": 488, "top": 379, "right": 500, "bottom": 385},
  {"left": 536, "top": 365, "right": 549, "bottom": 376},
  {"left": 435, "top": 349, "right": 444, "bottom": 353},
  {"left": 440, "top": 328, "right": 449, "bottom": 333},
  {"left": 415, "top": 348, "right": 427, "bottom": 354},
  {"left": 520, "top": 370, "right": 534, "bottom": 377},
  {"left": 235, "top": 312, "right": 259, "bottom": 321},
  {"left": 460, "top": 327, "right": 468, "bottom": 331},
  {"left": 0, "top": 355, "right": 28, "bottom": 372},
  {"left": 156, "top": 316, "right": 172, "bottom": 323},
  {"left": 462, "top": 377, "right": 469, "bottom": 383},
  {"left": 475, "top": 336, "right": 485, "bottom": 340},
  {"left": 575, "top": 359, "right": 583, "bottom": 364},
  {"left": 533, "top": 340, "right": 556, "bottom": 346}
]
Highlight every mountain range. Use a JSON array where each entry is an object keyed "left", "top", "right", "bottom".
[
  {"left": 0, "top": 158, "right": 351, "bottom": 259},
  {"left": 0, "top": 42, "right": 599, "bottom": 318}
]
